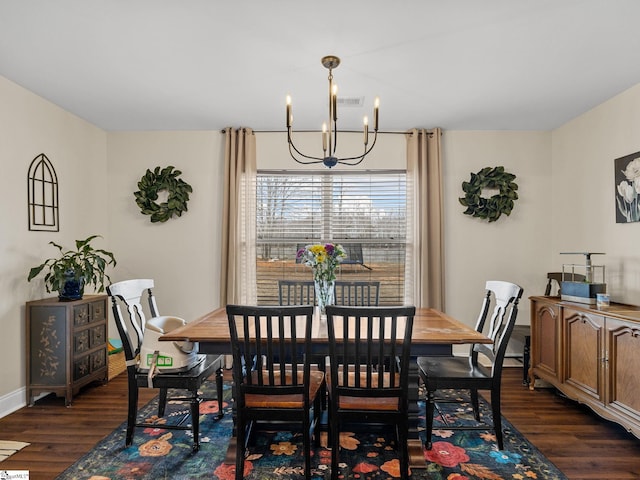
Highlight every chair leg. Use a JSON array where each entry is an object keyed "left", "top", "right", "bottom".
[
  {"left": 491, "top": 387, "right": 504, "bottom": 450},
  {"left": 215, "top": 367, "right": 224, "bottom": 419},
  {"left": 317, "top": 358, "right": 327, "bottom": 411},
  {"left": 158, "top": 387, "right": 168, "bottom": 417},
  {"left": 190, "top": 390, "right": 200, "bottom": 452},
  {"left": 330, "top": 407, "right": 340, "bottom": 480},
  {"left": 313, "top": 394, "right": 321, "bottom": 447},
  {"left": 235, "top": 415, "right": 246, "bottom": 480},
  {"left": 303, "top": 412, "right": 311, "bottom": 479},
  {"left": 125, "top": 374, "right": 138, "bottom": 446},
  {"left": 470, "top": 388, "right": 480, "bottom": 421},
  {"left": 425, "top": 389, "right": 435, "bottom": 450},
  {"left": 399, "top": 418, "right": 410, "bottom": 479}
]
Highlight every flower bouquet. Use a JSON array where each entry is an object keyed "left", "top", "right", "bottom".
[{"left": 297, "top": 243, "right": 347, "bottom": 313}]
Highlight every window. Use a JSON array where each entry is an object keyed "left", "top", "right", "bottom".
[{"left": 256, "top": 170, "right": 407, "bottom": 305}]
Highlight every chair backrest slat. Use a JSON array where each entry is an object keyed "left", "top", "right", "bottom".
[
  {"left": 334, "top": 281, "right": 380, "bottom": 306},
  {"left": 227, "top": 304, "right": 314, "bottom": 401},
  {"left": 471, "top": 281, "right": 524, "bottom": 376},
  {"left": 326, "top": 305, "right": 415, "bottom": 403},
  {"left": 278, "top": 280, "right": 380, "bottom": 306},
  {"left": 278, "top": 280, "right": 316, "bottom": 306},
  {"left": 107, "top": 279, "right": 157, "bottom": 362}
]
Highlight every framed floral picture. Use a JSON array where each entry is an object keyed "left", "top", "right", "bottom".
[{"left": 615, "top": 151, "right": 640, "bottom": 223}]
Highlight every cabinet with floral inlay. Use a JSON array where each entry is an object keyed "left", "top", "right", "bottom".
[
  {"left": 530, "top": 296, "right": 640, "bottom": 439},
  {"left": 26, "top": 295, "right": 108, "bottom": 406}
]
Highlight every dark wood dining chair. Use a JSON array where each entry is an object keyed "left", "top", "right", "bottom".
[
  {"left": 325, "top": 305, "right": 416, "bottom": 480},
  {"left": 545, "top": 272, "right": 586, "bottom": 296},
  {"left": 417, "top": 280, "right": 523, "bottom": 450},
  {"left": 107, "top": 279, "right": 224, "bottom": 452},
  {"left": 334, "top": 280, "right": 380, "bottom": 306},
  {"left": 226, "top": 304, "right": 325, "bottom": 480},
  {"left": 279, "top": 280, "right": 380, "bottom": 307},
  {"left": 278, "top": 279, "right": 316, "bottom": 305}
]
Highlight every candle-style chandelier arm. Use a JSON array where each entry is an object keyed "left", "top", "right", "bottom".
[
  {"left": 287, "top": 127, "right": 326, "bottom": 163},
  {"left": 328, "top": 130, "right": 379, "bottom": 165},
  {"left": 287, "top": 127, "right": 378, "bottom": 167}
]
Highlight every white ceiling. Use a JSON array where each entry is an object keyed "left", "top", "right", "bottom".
[{"left": 2, "top": 0, "right": 640, "bottom": 132}]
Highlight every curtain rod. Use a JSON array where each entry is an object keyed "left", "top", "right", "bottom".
[{"left": 220, "top": 128, "right": 435, "bottom": 136}]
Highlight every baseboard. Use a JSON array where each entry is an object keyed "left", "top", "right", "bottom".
[{"left": 0, "top": 387, "right": 27, "bottom": 420}]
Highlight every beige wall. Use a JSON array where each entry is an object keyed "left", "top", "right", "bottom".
[
  {"left": 551, "top": 83, "right": 640, "bottom": 305},
  {"left": 106, "top": 131, "right": 225, "bottom": 324},
  {"left": 0, "top": 76, "right": 108, "bottom": 414},
  {"left": 443, "top": 131, "right": 552, "bottom": 336}
]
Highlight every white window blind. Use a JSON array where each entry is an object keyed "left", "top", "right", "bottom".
[{"left": 256, "top": 170, "right": 407, "bottom": 305}]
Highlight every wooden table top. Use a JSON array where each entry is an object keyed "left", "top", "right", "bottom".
[{"left": 160, "top": 307, "right": 491, "bottom": 345}]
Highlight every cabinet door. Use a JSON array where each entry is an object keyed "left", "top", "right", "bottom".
[
  {"left": 606, "top": 317, "right": 640, "bottom": 423},
  {"left": 531, "top": 300, "right": 561, "bottom": 382},
  {"left": 564, "top": 308, "right": 604, "bottom": 402},
  {"left": 29, "top": 305, "right": 67, "bottom": 385}
]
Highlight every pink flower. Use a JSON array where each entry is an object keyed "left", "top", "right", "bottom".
[
  {"left": 353, "top": 462, "right": 378, "bottom": 474},
  {"left": 213, "top": 460, "right": 253, "bottom": 479},
  {"left": 424, "top": 441, "right": 469, "bottom": 468}
]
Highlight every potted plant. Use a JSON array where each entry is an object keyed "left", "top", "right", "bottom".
[{"left": 27, "top": 235, "right": 117, "bottom": 301}]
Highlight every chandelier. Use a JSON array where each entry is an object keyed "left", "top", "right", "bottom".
[{"left": 286, "top": 55, "right": 379, "bottom": 168}]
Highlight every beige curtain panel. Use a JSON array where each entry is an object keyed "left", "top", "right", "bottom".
[
  {"left": 220, "top": 127, "right": 257, "bottom": 305},
  {"left": 406, "top": 127, "right": 444, "bottom": 310}
]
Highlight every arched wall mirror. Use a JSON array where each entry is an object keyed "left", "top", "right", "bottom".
[{"left": 27, "top": 153, "right": 59, "bottom": 232}]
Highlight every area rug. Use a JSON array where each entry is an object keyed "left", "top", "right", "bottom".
[
  {"left": 56, "top": 381, "right": 567, "bottom": 479},
  {"left": 0, "top": 440, "right": 30, "bottom": 462}
]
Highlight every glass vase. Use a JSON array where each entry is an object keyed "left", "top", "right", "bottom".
[{"left": 314, "top": 278, "right": 335, "bottom": 315}]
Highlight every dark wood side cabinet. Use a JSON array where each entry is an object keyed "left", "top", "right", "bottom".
[
  {"left": 26, "top": 295, "right": 108, "bottom": 406},
  {"left": 530, "top": 295, "right": 640, "bottom": 439}
]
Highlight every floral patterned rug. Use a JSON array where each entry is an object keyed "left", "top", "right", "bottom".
[{"left": 56, "top": 380, "right": 567, "bottom": 480}]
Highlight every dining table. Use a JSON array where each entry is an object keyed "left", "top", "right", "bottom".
[{"left": 160, "top": 306, "right": 492, "bottom": 469}]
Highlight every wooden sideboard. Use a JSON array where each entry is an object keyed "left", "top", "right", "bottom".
[
  {"left": 26, "top": 295, "right": 108, "bottom": 406},
  {"left": 529, "top": 295, "right": 640, "bottom": 438}
]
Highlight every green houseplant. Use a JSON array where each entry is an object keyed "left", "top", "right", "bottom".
[{"left": 27, "top": 235, "right": 117, "bottom": 301}]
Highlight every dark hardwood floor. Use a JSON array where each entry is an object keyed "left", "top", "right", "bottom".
[
  {"left": 1, "top": 367, "right": 639, "bottom": 479},
  {"left": 0, "top": 374, "right": 156, "bottom": 479}
]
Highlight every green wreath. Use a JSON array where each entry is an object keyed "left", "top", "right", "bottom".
[
  {"left": 459, "top": 166, "right": 518, "bottom": 222},
  {"left": 134, "top": 166, "right": 193, "bottom": 223}
]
